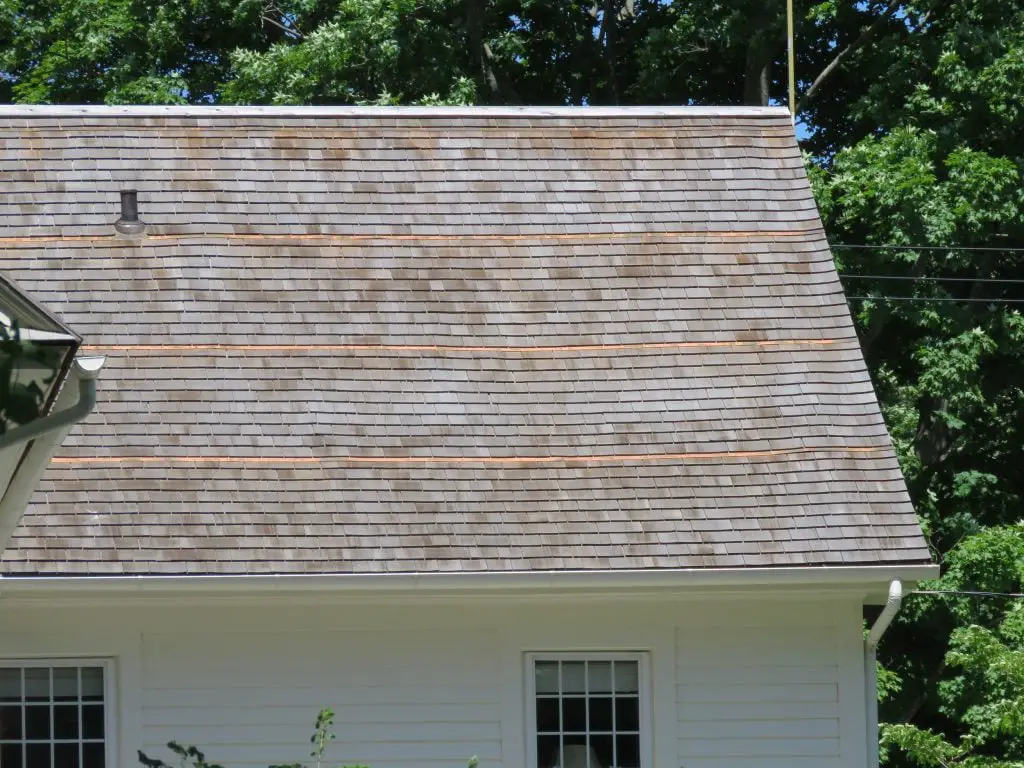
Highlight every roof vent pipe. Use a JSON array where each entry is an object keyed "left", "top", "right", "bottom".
[{"left": 114, "top": 190, "right": 145, "bottom": 235}]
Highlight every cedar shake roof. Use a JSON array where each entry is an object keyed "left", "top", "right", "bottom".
[{"left": 0, "top": 106, "right": 932, "bottom": 576}]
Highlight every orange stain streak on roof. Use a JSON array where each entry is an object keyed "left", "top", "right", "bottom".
[
  {"left": 0, "top": 228, "right": 821, "bottom": 246},
  {"left": 52, "top": 446, "right": 883, "bottom": 467},
  {"left": 82, "top": 339, "right": 840, "bottom": 354}
]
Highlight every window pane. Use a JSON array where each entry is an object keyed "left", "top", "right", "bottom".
[
  {"left": 0, "top": 671, "right": 20, "bottom": 703},
  {"left": 23, "top": 671, "right": 48, "bottom": 703},
  {"left": 615, "top": 698, "right": 640, "bottom": 732},
  {"left": 0, "top": 743, "right": 22, "bottom": 768},
  {"left": 80, "top": 671, "right": 103, "bottom": 703},
  {"left": 0, "top": 705, "right": 22, "bottom": 740},
  {"left": 560, "top": 735, "right": 588, "bottom": 765},
  {"left": 613, "top": 662, "right": 638, "bottom": 694},
  {"left": 82, "top": 743, "right": 104, "bottom": 768},
  {"left": 587, "top": 662, "right": 612, "bottom": 694},
  {"left": 24, "top": 706, "right": 49, "bottom": 740},
  {"left": 535, "top": 662, "right": 559, "bottom": 695},
  {"left": 537, "top": 735, "right": 560, "bottom": 768},
  {"left": 53, "top": 744, "right": 79, "bottom": 768},
  {"left": 81, "top": 706, "right": 103, "bottom": 740},
  {"left": 25, "top": 743, "right": 50, "bottom": 768},
  {"left": 616, "top": 734, "right": 640, "bottom": 768},
  {"left": 52, "top": 670, "right": 78, "bottom": 703},
  {"left": 53, "top": 705, "right": 78, "bottom": 740},
  {"left": 561, "top": 697, "right": 586, "bottom": 733},
  {"left": 590, "top": 734, "right": 613, "bottom": 767},
  {"left": 536, "top": 698, "right": 559, "bottom": 733},
  {"left": 588, "top": 697, "right": 613, "bottom": 732},
  {"left": 561, "top": 662, "right": 585, "bottom": 694}
]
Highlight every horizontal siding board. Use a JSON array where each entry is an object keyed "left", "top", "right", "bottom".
[
  {"left": 676, "top": 663, "right": 837, "bottom": 685},
  {"left": 142, "top": 702, "right": 499, "bottom": 725},
  {"left": 677, "top": 718, "right": 840, "bottom": 739},
  {"left": 680, "top": 737, "right": 839, "bottom": 757},
  {"left": 143, "top": 685, "right": 498, "bottom": 708},
  {"left": 677, "top": 682, "right": 838, "bottom": 704},
  {"left": 681, "top": 759, "right": 841, "bottom": 768},
  {"left": 144, "top": 722, "right": 501, "bottom": 743},
  {"left": 680, "top": 700, "right": 841, "bottom": 722}
]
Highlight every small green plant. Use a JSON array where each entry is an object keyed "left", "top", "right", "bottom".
[
  {"left": 138, "top": 708, "right": 478, "bottom": 768},
  {"left": 137, "top": 742, "right": 224, "bottom": 768}
]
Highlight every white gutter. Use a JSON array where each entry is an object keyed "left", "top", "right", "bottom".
[
  {"left": 865, "top": 579, "right": 904, "bottom": 768},
  {"left": 0, "top": 565, "right": 936, "bottom": 595}
]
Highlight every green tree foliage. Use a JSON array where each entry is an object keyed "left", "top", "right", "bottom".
[
  {"left": 809, "top": 5, "right": 1024, "bottom": 765},
  {"left": 880, "top": 527, "right": 1024, "bottom": 767},
  {"left": 4, "top": 0, "right": 1024, "bottom": 763}
]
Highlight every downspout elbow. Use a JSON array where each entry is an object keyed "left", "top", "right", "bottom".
[
  {"left": 868, "top": 579, "right": 904, "bottom": 650},
  {"left": 0, "top": 356, "right": 104, "bottom": 451}
]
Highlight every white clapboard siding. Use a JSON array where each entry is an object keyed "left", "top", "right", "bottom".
[
  {"left": 140, "top": 628, "right": 501, "bottom": 768},
  {"left": 0, "top": 594, "right": 865, "bottom": 768},
  {"left": 676, "top": 615, "right": 842, "bottom": 768}
]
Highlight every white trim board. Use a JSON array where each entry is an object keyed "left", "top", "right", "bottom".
[{"left": 0, "top": 564, "right": 939, "bottom": 599}]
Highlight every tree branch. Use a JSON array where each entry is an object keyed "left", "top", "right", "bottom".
[
  {"left": 260, "top": 4, "right": 304, "bottom": 40},
  {"left": 796, "top": 0, "right": 900, "bottom": 114}
]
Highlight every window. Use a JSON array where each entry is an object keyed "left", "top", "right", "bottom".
[
  {"left": 0, "top": 662, "right": 110, "bottom": 768},
  {"left": 528, "top": 654, "right": 646, "bottom": 768}
]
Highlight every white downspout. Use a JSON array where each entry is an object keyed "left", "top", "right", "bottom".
[{"left": 865, "top": 579, "right": 903, "bottom": 768}]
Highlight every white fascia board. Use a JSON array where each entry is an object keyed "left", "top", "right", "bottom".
[
  {"left": 0, "top": 105, "right": 791, "bottom": 120},
  {"left": 0, "top": 564, "right": 939, "bottom": 597}
]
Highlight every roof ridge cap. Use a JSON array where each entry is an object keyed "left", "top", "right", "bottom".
[{"left": 0, "top": 104, "right": 791, "bottom": 120}]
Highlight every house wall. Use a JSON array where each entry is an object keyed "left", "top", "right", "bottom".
[{"left": 0, "top": 591, "right": 867, "bottom": 768}]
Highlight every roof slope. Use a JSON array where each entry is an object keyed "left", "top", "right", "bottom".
[{"left": 0, "top": 106, "right": 931, "bottom": 576}]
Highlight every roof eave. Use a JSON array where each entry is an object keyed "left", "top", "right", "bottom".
[{"left": 0, "top": 563, "right": 940, "bottom": 597}]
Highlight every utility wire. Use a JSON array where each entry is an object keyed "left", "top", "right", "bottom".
[
  {"left": 846, "top": 295, "right": 1024, "bottom": 304},
  {"left": 913, "top": 590, "right": 1024, "bottom": 599},
  {"left": 833, "top": 244, "right": 1024, "bottom": 253},
  {"left": 839, "top": 274, "right": 1024, "bottom": 285}
]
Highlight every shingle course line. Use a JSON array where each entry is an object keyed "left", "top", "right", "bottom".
[
  {"left": 82, "top": 338, "right": 841, "bottom": 354},
  {"left": 52, "top": 445, "right": 884, "bottom": 466}
]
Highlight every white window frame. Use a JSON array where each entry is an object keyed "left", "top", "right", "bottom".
[
  {"left": 525, "top": 651, "right": 652, "bottom": 768},
  {"left": 0, "top": 657, "right": 117, "bottom": 768}
]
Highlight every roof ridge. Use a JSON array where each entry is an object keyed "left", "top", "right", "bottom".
[{"left": 0, "top": 104, "right": 791, "bottom": 119}]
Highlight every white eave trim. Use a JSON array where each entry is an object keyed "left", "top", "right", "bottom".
[
  {"left": 0, "top": 104, "right": 791, "bottom": 120},
  {"left": 0, "top": 564, "right": 939, "bottom": 595}
]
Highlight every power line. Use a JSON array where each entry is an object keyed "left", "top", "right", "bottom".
[
  {"left": 839, "top": 274, "right": 1024, "bottom": 285},
  {"left": 913, "top": 590, "right": 1024, "bottom": 599},
  {"left": 846, "top": 295, "right": 1024, "bottom": 304},
  {"left": 833, "top": 244, "right": 1024, "bottom": 253}
]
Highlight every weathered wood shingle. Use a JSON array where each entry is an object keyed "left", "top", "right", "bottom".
[{"left": 0, "top": 106, "right": 931, "bottom": 575}]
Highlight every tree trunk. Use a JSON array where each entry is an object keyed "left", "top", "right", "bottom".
[
  {"left": 600, "top": 0, "right": 620, "bottom": 104},
  {"left": 743, "top": 33, "right": 775, "bottom": 106},
  {"left": 466, "top": 0, "right": 501, "bottom": 104}
]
